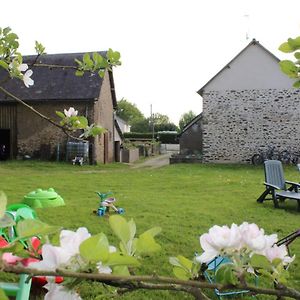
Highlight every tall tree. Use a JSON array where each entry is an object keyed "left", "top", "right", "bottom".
[
  {"left": 116, "top": 98, "right": 145, "bottom": 125},
  {"left": 179, "top": 110, "right": 197, "bottom": 131}
]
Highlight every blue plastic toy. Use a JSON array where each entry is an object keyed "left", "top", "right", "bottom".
[{"left": 94, "top": 192, "right": 124, "bottom": 217}]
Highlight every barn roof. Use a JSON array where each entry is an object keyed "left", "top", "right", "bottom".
[
  {"left": 0, "top": 51, "right": 117, "bottom": 107},
  {"left": 197, "top": 39, "right": 281, "bottom": 96},
  {"left": 179, "top": 113, "right": 202, "bottom": 136}
]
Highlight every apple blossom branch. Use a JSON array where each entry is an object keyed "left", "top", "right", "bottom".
[
  {"left": 3, "top": 265, "right": 300, "bottom": 300},
  {"left": 0, "top": 85, "right": 89, "bottom": 142}
]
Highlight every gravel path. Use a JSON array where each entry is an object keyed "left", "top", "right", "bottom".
[{"left": 130, "top": 153, "right": 172, "bottom": 169}]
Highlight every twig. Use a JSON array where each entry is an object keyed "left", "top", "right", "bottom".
[
  {"left": 0, "top": 85, "right": 85, "bottom": 141},
  {"left": 3, "top": 265, "right": 300, "bottom": 299}
]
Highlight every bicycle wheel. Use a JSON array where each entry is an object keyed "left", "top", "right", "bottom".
[
  {"left": 291, "top": 154, "right": 299, "bottom": 165},
  {"left": 280, "top": 150, "right": 290, "bottom": 164},
  {"left": 251, "top": 154, "right": 263, "bottom": 165}
]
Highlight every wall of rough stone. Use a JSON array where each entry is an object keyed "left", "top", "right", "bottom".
[
  {"left": 202, "top": 88, "right": 300, "bottom": 163},
  {"left": 17, "top": 101, "right": 93, "bottom": 160}
]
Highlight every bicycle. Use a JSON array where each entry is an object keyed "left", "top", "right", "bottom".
[
  {"left": 279, "top": 149, "right": 300, "bottom": 165},
  {"left": 251, "top": 146, "right": 280, "bottom": 165}
]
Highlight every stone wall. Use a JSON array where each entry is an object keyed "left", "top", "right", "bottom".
[
  {"left": 17, "top": 101, "right": 93, "bottom": 160},
  {"left": 202, "top": 89, "right": 300, "bottom": 163}
]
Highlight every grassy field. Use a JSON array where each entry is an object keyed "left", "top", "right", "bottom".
[{"left": 0, "top": 160, "right": 299, "bottom": 299}]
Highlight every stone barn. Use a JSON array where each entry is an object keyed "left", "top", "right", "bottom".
[
  {"left": 0, "top": 52, "right": 117, "bottom": 164},
  {"left": 198, "top": 39, "right": 300, "bottom": 163}
]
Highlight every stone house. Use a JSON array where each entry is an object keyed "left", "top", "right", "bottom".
[
  {"left": 0, "top": 52, "right": 117, "bottom": 163},
  {"left": 198, "top": 39, "right": 300, "bottom": 163},
  {"left": 178, "top": 113, "right": 203, "bottom": 156}
]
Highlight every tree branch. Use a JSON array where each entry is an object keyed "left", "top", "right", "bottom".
[
  {"left": 0, "top": 85, "right": 86, "bottom": 142},
  {"left": 3, "top": 265, "right": 300, "bottom": 299}
]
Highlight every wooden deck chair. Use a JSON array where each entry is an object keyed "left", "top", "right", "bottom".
[
  {"left": 256, "top": 160, "right": 300, "bottom": 211},
  {"left": 0, "top": 274, "right": 32, "bottom": 300},
  {"left": 276, "top": 228, "right": 300, "bottom": 256}
]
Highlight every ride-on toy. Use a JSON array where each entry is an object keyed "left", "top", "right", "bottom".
[{"left": 94, "top": 192, "right": 124, "bottom": 216}]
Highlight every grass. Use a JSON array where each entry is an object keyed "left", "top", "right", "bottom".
[{"left": 0, "top": 160, "right": 299, "bottom": 299}]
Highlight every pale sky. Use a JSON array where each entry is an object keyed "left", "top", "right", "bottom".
[{"left": 3, "top": 0, "right": 300, "bottom": 124}]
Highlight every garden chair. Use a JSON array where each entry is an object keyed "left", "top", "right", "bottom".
[{"left": 256, "top": 160, "right": 300, "bottom": 211}]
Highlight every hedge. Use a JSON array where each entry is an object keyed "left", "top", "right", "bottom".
[{"left": 124, "top": 132, "right": 178, "bottom": 144}]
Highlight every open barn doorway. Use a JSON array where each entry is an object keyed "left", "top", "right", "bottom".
[{"left": 0, "top": 129, "right": 10, "bottom": 160}]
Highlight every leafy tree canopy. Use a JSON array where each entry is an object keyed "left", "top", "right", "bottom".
[
  {"left": 179, "top": 110, "right": 197, "bottom": 131},
  {"left": 116, "top": 98, "right": 144, "bottom": 125}
]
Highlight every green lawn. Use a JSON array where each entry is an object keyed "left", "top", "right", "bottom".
[{"left": 0, "top": 160, "right": 299, "bottom": 299}]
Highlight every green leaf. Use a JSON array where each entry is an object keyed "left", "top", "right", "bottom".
[
  {"left": 106, "top": 252, "right": 140, "bottom": 267},
  {"left": 250, "top": 254, "right": 272, "bottom": 271},
  {"left": 136, "top": 232, "right": 161, "bottom": 255},
  {"left": 98, "top": 70, "right": 105, "bottom": 78},
  {"left": 293, "top": 80, "right": 300, "bottom": 88},
  {"left": 83, "top": 53, "right": 93, "bottom": 68},
  {"left": 16, "top": 219, "right": 60, "bottom": 240},
  {"left": 75, "top": 70, "right": 84, "bottom": 77},
  {"left": 3, "top": 27, "right": 11, "bottom": 35},
  {"left": 89, "top": 126, "right": 106, "bottom": 137},
  {"left": 294, "top": 52, "right": 300, "bottom": 59},
  {"left": 173, "top": 266, "right": 189, "bottom": 280},
  {"left": 128, "top": 219, "right": 136, "bottom": 241},
  {"left": 215, "top": 263, "right": 237, "bottom": 285},
  {"left": 0, "top": 60, "right": 9, "bottom": 70},
  {"left": 109, "top": 215, "right": 131, "bottom": 246},
  {"left": 0, "top": 191, "right": 7, "bottom": 218},
  {"left": 0, "top": 288, "right": 9, "bottom": 300},
  {"left": 279, "top": 60, "right": 298, "bottom": 78},
  {"left": 169, "top": 256, "right": 181, "bottom": 267},
  {"left": 177, "top": 255, "right": 193, "bottom": 271},
  {"left": 288, "top": 37, "right": 300, "bottom": 50},
  {"left": 142, "top": 227, "right": 161, "bottom": 238},
  {"left": 112, "top": 265, "right": 130, "bottom": 276},
  {"left": 79, "top": 233, "right": 109, "bottom": 263},
  {"left": 55, "top": 111, "right": 65, "bottom": 119},
  {"left": 76, "top": 116, "right": 88, "bottom": 128}
]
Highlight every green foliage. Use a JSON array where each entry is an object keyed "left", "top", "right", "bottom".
[
  {"left": 35, "top": 41, "right": 45, "bottom": 55},
  {"left": 16, "top": 219, "right": 61, "bottom": 240},
  {"left": 0, "top": 288, "right": 8, "bottom": 300},
  {"left": 1, "top": 162, "right": 300, "bottom": 299},
  {"left": 109, "top": 215, "right": 161, "bottom": 257},
  {"left": 157, "top": 132, "right": 178, "bottom": 144},
  {"left": 279, "top": 35, "right": 300, "bottom": 87},
  {"left": 215, "top": 263, "right": 237, "bottom": 285},
  {"left": 75, "top": 50, "right": 121, "bottom": 78},
  {"left": 179, "top": 110, "right": 197, "bottom": 131},
  {"left": 169, "top": 255, "right": 199, "bottom": 280},
  {"left": 116, "top": 98, "right": 145, "bottom": 125},
  {"left": 80, "top": 233, "right": 110, "bottom": 263}
]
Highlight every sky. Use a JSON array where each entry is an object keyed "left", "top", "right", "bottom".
[{"left": 3, "top": 0, "right": 300, "bottom": 125}]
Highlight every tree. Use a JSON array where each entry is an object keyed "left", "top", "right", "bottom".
[
  {"left": 130, "top": 118, "right": 150, "bottom": 132},
  {"left": 116, "top": 98, "right": 145, "bottom": 125},
  {"left": 179, "top": 110, "right": 197, "bottom": 131},
  {"left": 279, "top": 36, "right": 300, "bottom": 87}
]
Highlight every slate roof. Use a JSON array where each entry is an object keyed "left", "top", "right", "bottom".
[
  {"left": 197, "top": 39, "right": 280, "bottom": 96},
  {"left": 178, "top": 113, "right": 202, "bottom": 137},
  {"left": 0, "top": 51, "right": 117, "bottom": 107}
]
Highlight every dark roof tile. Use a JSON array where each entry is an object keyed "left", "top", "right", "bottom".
[{"left": 0, "top": 52, "right": 108, "bottom": 101}]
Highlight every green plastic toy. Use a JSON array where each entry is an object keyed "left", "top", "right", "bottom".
[{"left": 22, "top": 188, "right": 65, "bottom": 208}]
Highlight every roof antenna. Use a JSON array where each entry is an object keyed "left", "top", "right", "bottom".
[{"left": 244, "top": 14, "right": 250, "bottom": 41}]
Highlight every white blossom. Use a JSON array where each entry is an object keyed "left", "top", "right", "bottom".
[
  {"left": 44, "top": 282, "right": 82, "bottom": 300},
  {"left": 23, "top": 69, "right": 34, "bottom": 88},
  {"left": 64, "top": 107, "right": 78, "bottom": 117}
]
